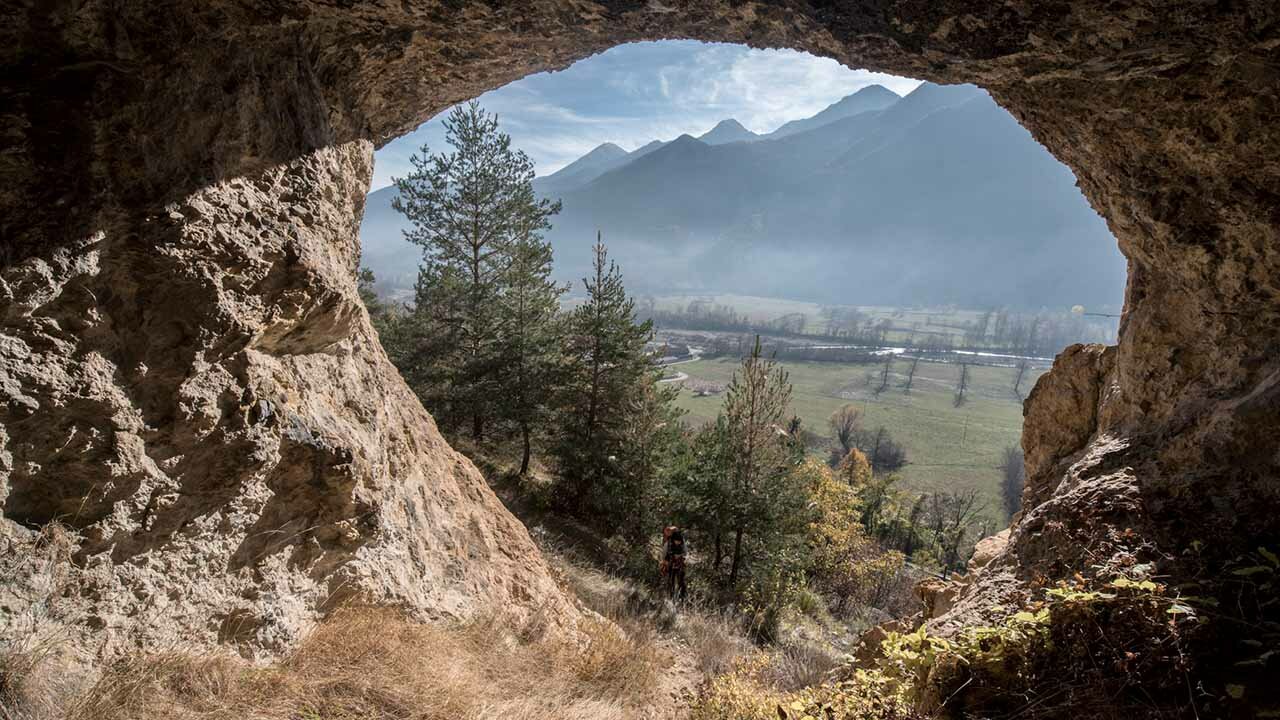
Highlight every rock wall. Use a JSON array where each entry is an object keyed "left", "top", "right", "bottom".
[
  {"left": 1, "top": 139, "right": 576, "bottom": 660},
  {"left": 2, "top": 0, "right": 1278, "bottom": 667}
]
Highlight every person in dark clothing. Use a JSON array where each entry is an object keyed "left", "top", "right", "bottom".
[{"left": 661, "top": 526, "right": 688, "bottom": 601}]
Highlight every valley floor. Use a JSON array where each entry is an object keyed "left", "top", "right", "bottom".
[{"left": 668, "top": 354, "right": 1041, "bottom": 528}]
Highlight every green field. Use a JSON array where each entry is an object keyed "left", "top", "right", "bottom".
[{"left": 671, "top": 355, "right": 1045, "bottom": 527}]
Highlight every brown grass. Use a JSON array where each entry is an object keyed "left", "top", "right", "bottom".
[
  {"left": 676, "top": 611, "right": 753, "bottom": 679},
  {"left": 759, "top": 640, "right": 843, "bottom": 693},
  {"left": 2, "top": 507, "right": 850, "bottom": 720},
  {"left": 60, "top": 607, "right": 665, "bottom": 720},
  {"left": 1, "top": 524, "right": 86, "bottom": 720}
]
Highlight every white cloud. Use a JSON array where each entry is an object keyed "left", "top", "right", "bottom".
[{"left": 370, "top": 41, "right": 922, "bottom": 190}]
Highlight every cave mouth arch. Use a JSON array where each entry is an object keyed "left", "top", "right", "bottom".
[{"left": 3, "top": 0, "right": 1277, "bottom": 683}]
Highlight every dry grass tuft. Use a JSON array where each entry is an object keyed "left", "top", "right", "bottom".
[
  {"left": 1, "top": 644, "right": 67, "bottom": 720},
  {"left": 760, "top": 640, "right": 843, "bottom": 693},
  {"left": 61, "top": 606, "right": 666, "bottom": 720},
  {"left": 677, "top": 610, "right": 754, "bottom": 679},
  {"left": 1, "top": 523, "right": 86, "bottom": 720}
]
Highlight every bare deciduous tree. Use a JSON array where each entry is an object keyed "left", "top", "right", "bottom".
[
  {"left": 902, "top": 355, "right": 920, "bottom": 393},
  {"left": 954, "top": 363, "right": 970, "bottom": 407},
  {"left": 828, "top": 405, "right": 863, "bottom": 465},
  {"left": 925, "top": 489, "right": 986, "bottom": 573},
  {"left": 874, "top": 354, "right": 893, "bottom": 396},
  {"left": 999, "top": 445, "right": 1026, "bottom": 519},
  {"left": 1012, "top": 359, "right": 1029, "bottom": 399}
]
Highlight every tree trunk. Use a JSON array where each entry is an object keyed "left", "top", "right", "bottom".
[
  {"left": 472, "top": 413, "right": 483, "bottom": 442},
  {"left": 519, "top": 423, "right": 531, "bottom": 476},
  {"left": 728, "top": 526, "right": 744, "bottom": 586}
]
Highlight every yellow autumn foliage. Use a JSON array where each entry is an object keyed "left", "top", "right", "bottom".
[{"left": 798, "top": 458, "right": 905, "bottom": 614}]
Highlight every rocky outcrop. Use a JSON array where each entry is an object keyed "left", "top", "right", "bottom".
[
  {"left": 967, "top": 530, "right": 1009, "bottom": 573},
  {"left": 1, "top": 140, "right": 577, "bottom": 662},
  {"left": 2, "top": 0, "right": 1278, "bottom": 684}
]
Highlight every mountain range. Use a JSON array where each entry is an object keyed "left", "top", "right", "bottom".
[{"left": 360, "top": 83, "right": 1126, "bottom": 309}]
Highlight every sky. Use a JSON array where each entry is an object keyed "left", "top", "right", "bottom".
[{"left": 370, "top": 40, "right": 922, "bottom": 191}]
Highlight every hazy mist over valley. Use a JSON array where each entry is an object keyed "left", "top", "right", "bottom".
[{"left": 362, "top": 76, "right": 1127, "bottom": 312}]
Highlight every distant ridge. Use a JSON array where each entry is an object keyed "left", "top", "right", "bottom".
[
  {"left": 765, "top": 84, "right": 899, "bottom": 139},
  {"left": 361, "top": 82, "right": 1125, "bottom": 309},
  {"left": 534, "top": 142, "right": 631, "bottom": 196}
]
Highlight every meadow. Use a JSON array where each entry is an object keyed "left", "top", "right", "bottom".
[{"left": 671, "top": 354, "right": 1045, "bottom": 527}]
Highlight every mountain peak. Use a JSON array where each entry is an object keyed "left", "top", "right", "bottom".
[
  {"left": 893, "top": 82, "right": 988, "bottom": 116},
  {"left": 580, "top": 142, "right": 627, "bottom": 159},
  {"left": 839, "top": 84, "right": 898, "bottom": 103},
  {"left": 698, "top": 119, "right": 758, "bottom": 145},
  {"left": 534, "top": 141, "right": 633, "bottom": 193},
  {"left": 858, "top": 83, "right": 896, "bottom": 95},
  {"left": 766, "top": 85, "right": 900, "bottom": 139}
]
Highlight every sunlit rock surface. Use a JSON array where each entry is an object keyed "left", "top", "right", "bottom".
[{"left": 1, "top": 141, "right": 578, "bottom": 660}]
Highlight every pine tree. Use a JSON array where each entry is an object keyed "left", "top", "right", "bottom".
[
  {"left": 496, "top": 202, "right": 566, "bottom": 476},
  {"left": 392, "top": 100, "right": 558, "bottom": 439},
  {"left": 611, "top": 377, "right": 684, "bottom": 541},
  {"left": 555, "top": 235, "right": 655, "bottom": 516},
  {"left": 722, "top": 335, "right": 795, "bottom": 587},
  {"left": 673, "top": 417, "right": 735, "bottom": 573},
  {"left": 357, "top": 267, "right": 400, "bottom": 336},
  {"left": 357, "top": 266, "right": 414, "bottom": 375}
]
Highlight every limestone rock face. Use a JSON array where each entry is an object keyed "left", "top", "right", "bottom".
[
  {"left": 2, "top": 0, "right": 1278, "bottom": 670},
  {"left": 1020, "top": 345, "right": 1117, "bottom": 513},
  {"left": 1, "top": 140, "right": 576, "bottom": 660},
  {"left": 966, "top": 529, "right": 1009, "bottom": 574}
]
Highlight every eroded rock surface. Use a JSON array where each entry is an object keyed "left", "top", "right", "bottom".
[
  {"left": 1, "top": 140, "right": 576, "bottom": 661},
  {"left": 2, "top": 0, "right": 1278, "bottom": 681}
]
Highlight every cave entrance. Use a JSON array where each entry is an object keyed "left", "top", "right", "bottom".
[{"left": 3, "top": 2, "right": 1276, "bottom": 693}]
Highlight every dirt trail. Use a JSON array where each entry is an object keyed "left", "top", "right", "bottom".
[
  {"left": 481, "top": 465, "right": 728, "bottom": 719},
  {"left": 648, "top": 634, "right": 701, "bottom": 719}
]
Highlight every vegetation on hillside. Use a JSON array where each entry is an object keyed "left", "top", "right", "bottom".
[
  {"left": 349, "top": 101, "right": 1191, "bottom": 720},
  {"left": 361, "top": 106, "right": 930, "bottom": 640},
  {"left": 691, "top": 548, "right": 1280, "bottom": 719}
]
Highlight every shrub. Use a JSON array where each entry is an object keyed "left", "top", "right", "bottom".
[
  {"left": 689, "top": 654, "right": 918, "bottom": 720},
  {"left": 794, "top": 587, "right": 826, "bottom": 618},
  {"left": 800, "top": 458, "right": 909, "bottom": 618},
  {"left": 740, "top": 545, "right": 808, "bottom": 642},
  {"left": 689, "top": 654, "right": 782, "bottom": 720}
]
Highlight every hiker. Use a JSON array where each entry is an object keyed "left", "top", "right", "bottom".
[{"left": 660, "top": 525, "right": 688, "bottom": 601}]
